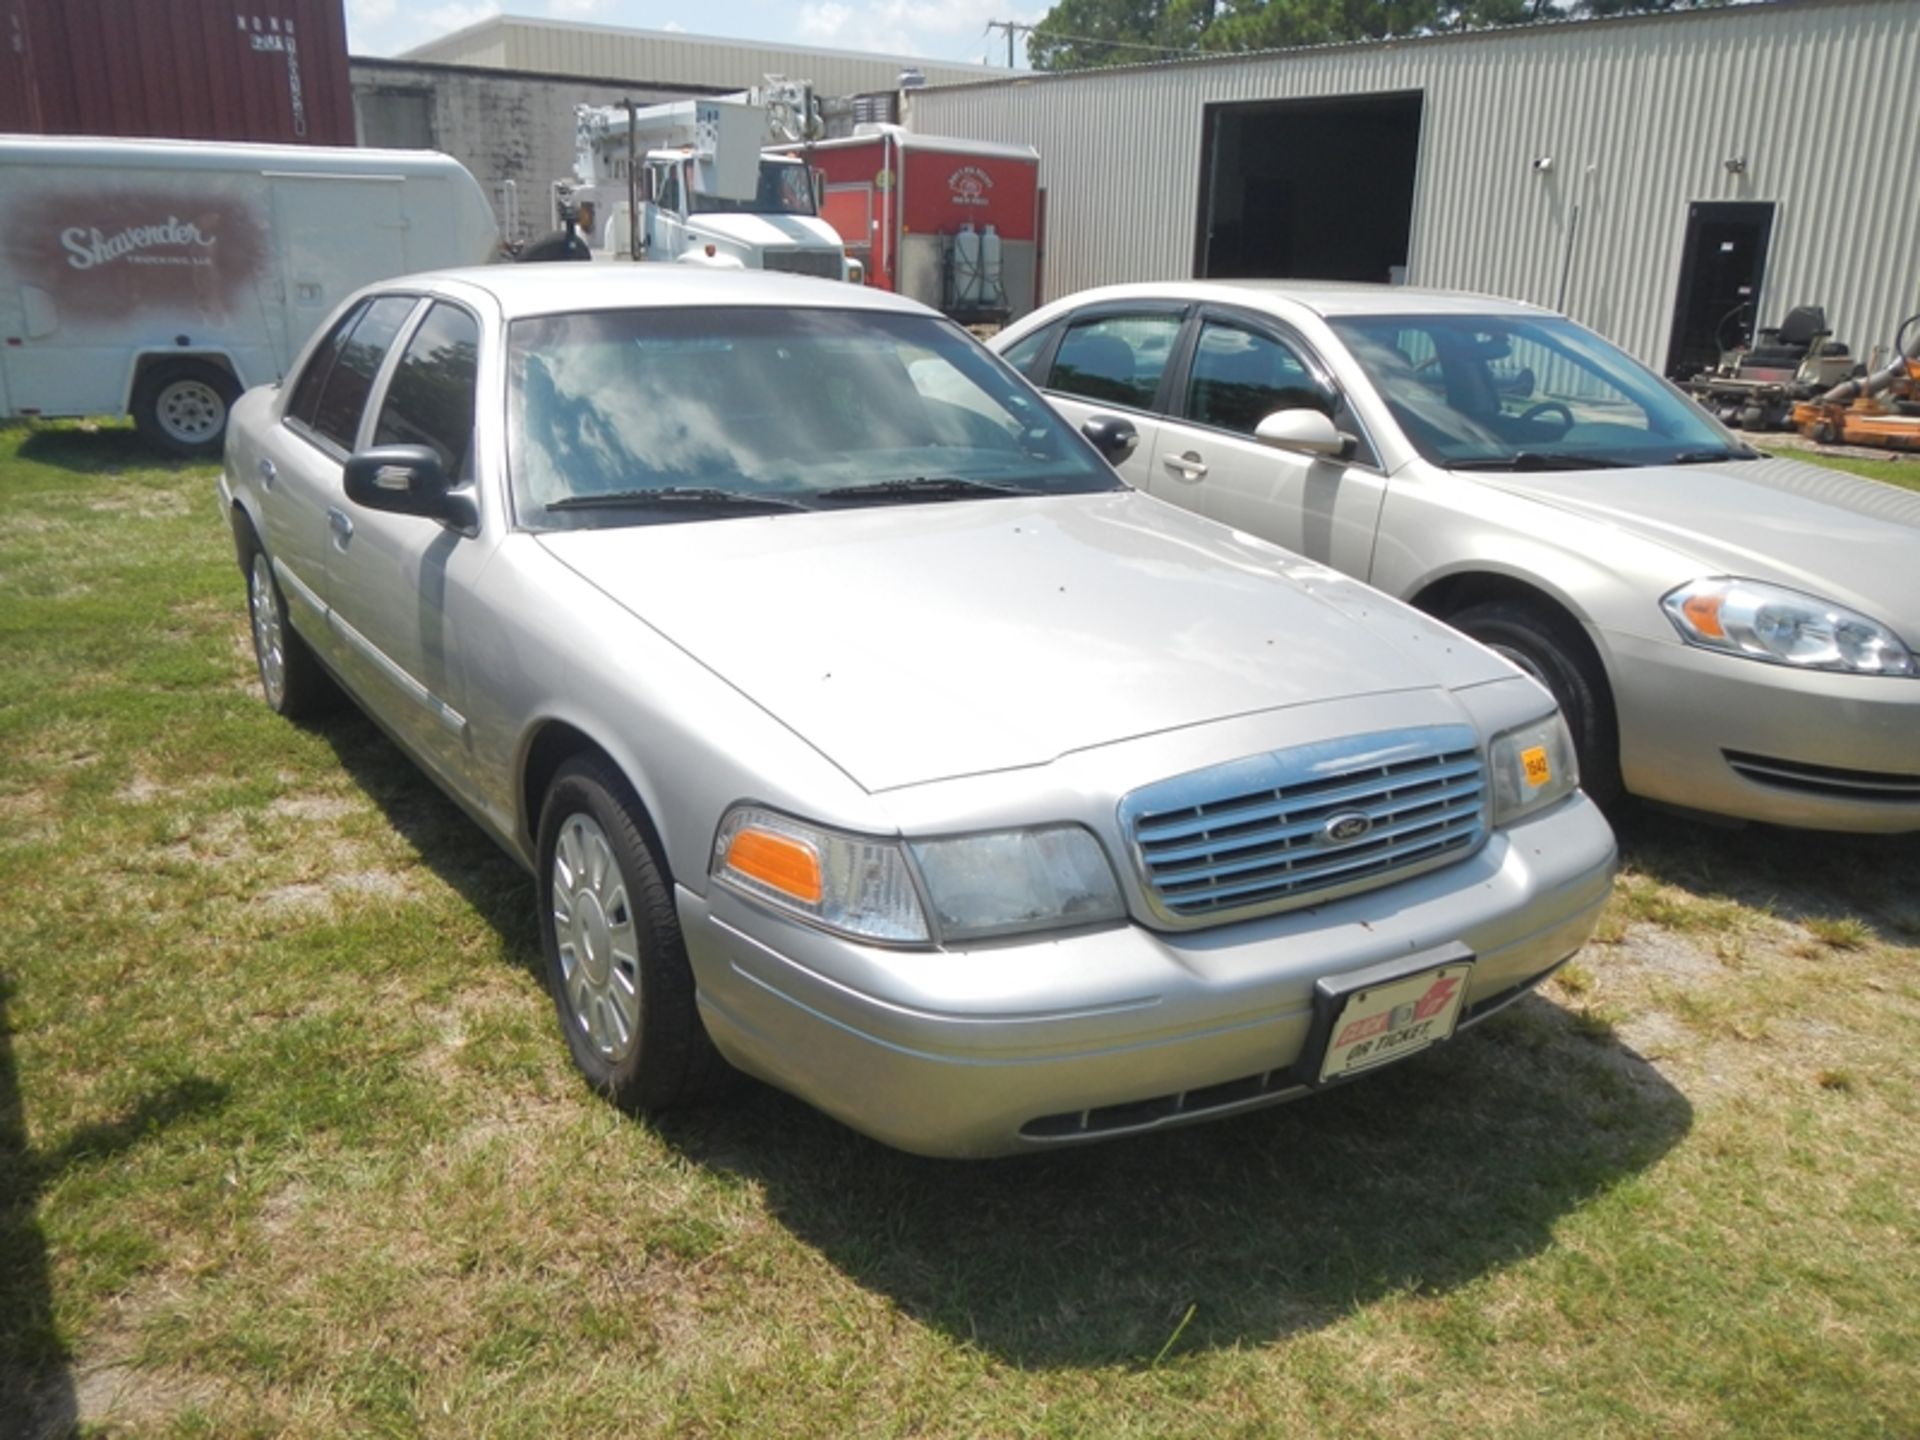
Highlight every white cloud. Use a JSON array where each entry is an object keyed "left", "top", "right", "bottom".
[
  {"left": 424, "top": 1, "right": 502, "bottom": 33},
  {"left": 546, "top": 0, "right": 610, "bottom": 14},
  {"left": 797, "top": 2, "right": 852, "bottom": 40},
  {"left": 660, "top": 19, "right": 687, "bottom": 31}
]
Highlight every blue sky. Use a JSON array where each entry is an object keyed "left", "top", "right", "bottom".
[{"left": 344, "top": 0, "right": 1042, "bottom": 68}]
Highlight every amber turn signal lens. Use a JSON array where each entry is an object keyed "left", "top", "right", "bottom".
[
  {"left": 726, "top": 828, "right": 823, "bottom": 904},
  {"left": 1680, "top": 592, "right": 1725, "bottom": 639}
]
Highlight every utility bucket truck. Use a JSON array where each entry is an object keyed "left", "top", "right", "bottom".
[{"left": 554, "top": 80, "right": 860, "bottom": 283}]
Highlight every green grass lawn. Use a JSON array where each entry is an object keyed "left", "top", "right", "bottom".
[
  {"left": 3, "top": 422, "right": 1917, "bottom": 1438},
  {"left": 1769, "top": 445, "right": 1920, "bottom": 492}
]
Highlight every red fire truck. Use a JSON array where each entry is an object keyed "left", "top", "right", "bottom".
[{"left": 782, "top": 128, "right": 1042, "bottom": 324}]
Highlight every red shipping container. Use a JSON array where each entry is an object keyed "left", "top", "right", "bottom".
[{"left": 0, "top": 0, "right": 354, "bottom": 146}]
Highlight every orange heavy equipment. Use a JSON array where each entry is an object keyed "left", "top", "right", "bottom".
[{"left": 1792, "top": 313, "right": 1920, "bottom": 452}]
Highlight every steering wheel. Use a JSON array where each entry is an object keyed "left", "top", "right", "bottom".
[{"left": 1519, "top": 400, "right": 1575, "bottom": 435}]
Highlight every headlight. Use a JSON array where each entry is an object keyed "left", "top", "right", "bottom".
[
  {"left": 712, "top": 806, "right": 929, "bottom": 944},
  {"left": 1490, "top": 712, "right": 1579, "bottom": 825},
  {"left": 910, "top": 826, "right": 1125, "bottom": 942},
  {"left": 712, "top": 809, "right": 1127, "bottom": 946},
  {"left": 1661, "top": 578, "right": 1914, "bottom": 676}
]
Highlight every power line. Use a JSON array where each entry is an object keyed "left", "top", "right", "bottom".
[{"left": 983, "top": 19, "right": 1199, "bottom": 61}]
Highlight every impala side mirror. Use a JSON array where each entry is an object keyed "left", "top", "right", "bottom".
[{"left": 1254, "top": 408, "right": 1354, "bottom": 460}]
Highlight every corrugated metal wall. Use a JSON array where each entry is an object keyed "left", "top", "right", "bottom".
[
  {"left": 0, "top": 0, "right": 355, "bottom": 145},
  {"left": 907, "top": 0, "right": 1920, "bottom": 367},
  {"left": 402, "top": 16, "right": 1006, "bottom": 98}
]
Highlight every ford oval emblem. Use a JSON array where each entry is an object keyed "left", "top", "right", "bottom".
[{"left": 1320, "top": 811, "right": 1373, "bottom": 846}]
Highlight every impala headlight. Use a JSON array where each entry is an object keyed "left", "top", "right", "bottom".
[
  {"left": 712, "top": 808, "right": 1126, "bottom": 946},
  {"left": 1490, "top": 712, "right": 1579, "bottom": 824},
  {"left": 1662, "top": 578, "right": 1914, "bottom": 676}
]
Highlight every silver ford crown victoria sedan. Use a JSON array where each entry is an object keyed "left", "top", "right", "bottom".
[
  {"left": 219, "top": 266, "right": 1615, "bottom": 1156},
  {"left": 992, "top": 283, "right": 1920, "bottom": 833}
]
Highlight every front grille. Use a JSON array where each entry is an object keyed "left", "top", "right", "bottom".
[
  {"left": 1120, "top": 726, "right": 1486, "bottom": 929},
  {"left": 762, "top": 249, "right": 842, "bottom": 281},
  {"left": 1725, "top": 750, "right": 1920, "bottom": 803}
]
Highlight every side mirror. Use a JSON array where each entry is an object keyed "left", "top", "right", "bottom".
[
  {"left": 1081, "top": 414, "right": 1139, "bottom": 466},
  {"left": 1253, "top": 408, "right": 1353, "bottom": 459},
  {"left": 811, "top": 166, "right": 827, "bottom": 212},
  {"left": 343, "top": 445, "right": 475, "bottom": 529}
]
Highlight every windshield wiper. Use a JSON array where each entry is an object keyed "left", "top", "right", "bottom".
[
  {"left": 546, "top": 487, "right": 810, "bottom": 514},
  {"left": 1449, "top": 452, "right": 1633, "bottom": 473},
  {"left": 813, "top": 477, "right": 1030, "bottom": 504},
  {"left": 1670, "top": 446, "right": 1760, "bottom": 464}
]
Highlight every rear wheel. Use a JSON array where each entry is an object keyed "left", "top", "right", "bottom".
[
  {"left": 133, "top": 359, "right": 240, "bottom": 457},
  {"left": 241, "top": 528, "right": 334, "bottom": 719},
  {"left": 536, "top": 757, "right": 729, "bottom": 1112},
  {"left": 1450, "top": 600, "right": 1622, "bottom": 809}
]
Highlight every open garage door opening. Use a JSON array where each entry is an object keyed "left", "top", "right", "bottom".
[{"left": 1196, "top": 92, "right": 1423, "bottom": 284}]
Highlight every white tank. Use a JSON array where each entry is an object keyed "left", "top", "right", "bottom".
[
  {"left": 980, "top": 224, "right": 1003, "bottom": 308},
  {"left": 953, "top": 222, "right": 982, "bottom": 307}
]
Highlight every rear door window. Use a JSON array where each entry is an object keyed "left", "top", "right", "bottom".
[
  {"left": 999, "top": 322, "right": 1059, "bottom": 382},
  {"left": 309, "top": 296, "right": 419, "bottom": 451},
  {"left": 372, "top": 303, "right": 481, "bottom": 479},
  {"left": 1046, "top": 313, "right": 1182, "bottom": 411},
  {"left": 286, "top": 301, "right": 367, "bottom": 430}
]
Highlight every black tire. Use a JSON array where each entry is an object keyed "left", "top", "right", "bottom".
[
  {"left": 237, "top": 522, "right": 335, "bottom": 720},
  {"left": 132, "top": 358, "right": 241, "bottom": 458},
  {"left": 1450, "top": 600, "right": 1623, "bottom": 809},
  {"left": 536, "top": 756, "right": 730, "bottom": 1112}
]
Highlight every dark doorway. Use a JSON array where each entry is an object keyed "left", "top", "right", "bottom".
[
  {"left": 1664, "top": 201, "right": 1776, "bottom": 379},
  {"left": 1195, "top": 92, "right": 1423, "bottom": 284}
]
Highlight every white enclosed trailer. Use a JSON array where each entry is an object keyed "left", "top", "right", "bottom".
[{"left": 0, "top": 135, "right": 498, "bottom": 454}]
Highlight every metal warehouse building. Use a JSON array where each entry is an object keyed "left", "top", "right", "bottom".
[{"left": 905, "top": 0, "right": 1920, "bottom": 377}]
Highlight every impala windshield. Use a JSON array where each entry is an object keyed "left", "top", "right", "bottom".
[
  {"left": 508, "top": 307, "right": 1119, "bottom": 527},
  {"left": 1329, "top": 313, "right": 1750, "bottom": 470}
]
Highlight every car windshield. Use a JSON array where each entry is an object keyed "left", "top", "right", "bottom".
[
  {"left": 1328, "top": 313, "right": 1749, "bottom": 470},
  {"left": 688, "top": 160, "right": 816, "bottom": 216},
  {"left": 508, "top": 307, "right": 1121, "bottom": 527}
]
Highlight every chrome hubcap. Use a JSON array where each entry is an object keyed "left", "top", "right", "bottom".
[
  {"left": 249, "top": 553, "right": 286, "bottom": 707},
  {"left": 551, "top": 813, "right": 641, "bottom": 1063},
  {"left": 156, "top": 379, "right": 225, "bottom": 443}
]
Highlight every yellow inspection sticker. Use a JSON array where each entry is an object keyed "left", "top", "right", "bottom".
[{"left": 1522, "top": 745, "right": 1552, "bottom": 787}]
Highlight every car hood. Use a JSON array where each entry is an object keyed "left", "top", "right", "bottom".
[
  {"left": 538, "top": 491, "right": 1514, "bottom": 792},
  {"left": 1484, "top": 454, "right": 1920, "bottom": 637}
]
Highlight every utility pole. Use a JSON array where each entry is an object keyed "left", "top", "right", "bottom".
[{"left": 984, "top": 19, "right": 1024, "bottom": 68}]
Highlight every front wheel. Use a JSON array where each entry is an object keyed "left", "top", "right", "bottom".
[
  {"left": 1450, "top": 601, "right": 1622, "bottom": 809},
  {"left": 536, "top": 757, "right": 729, "bottom": 1112}
]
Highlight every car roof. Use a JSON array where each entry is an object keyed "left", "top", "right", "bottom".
[
  {"left": 1038, "top": 280, "right": 1554, "bottom": 320},
  {"left": 398, "top": 264, "right": 937, "bottom": 320}
]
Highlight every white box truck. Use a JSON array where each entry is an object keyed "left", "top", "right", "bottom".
[{"left": 0, "top": 135, "right": 499, "bottom": 455}]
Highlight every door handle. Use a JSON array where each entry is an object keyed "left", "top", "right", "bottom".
[
  {"left": 258, "top": 457, "right": 276, "bottom": 487},
  {"left": 327, "top": 506, "right": 354, "bottom": 545},
  {"left": 1162, "top": 451, "right": 1209, "bottom": 482}
]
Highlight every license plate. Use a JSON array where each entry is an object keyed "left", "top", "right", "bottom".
[{"left": 1317, "top": 959, "right": 1473, "bottom": 1084}]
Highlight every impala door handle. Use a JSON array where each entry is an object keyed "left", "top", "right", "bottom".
[
  {"left": 1163, "top": 451, "right": 1209, "bottom": 482},
  {"left": 327, "top": 505, "right": 354, "bottom": 546}
]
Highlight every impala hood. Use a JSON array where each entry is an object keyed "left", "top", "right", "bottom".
[
  {"left": 1486, "top": 455, "right": 1920, "bottom": 638},
  {"left": 538, "top": 491, "right": 1513, "bottom": 792}
]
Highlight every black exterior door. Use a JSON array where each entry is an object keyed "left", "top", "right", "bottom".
[{"left": 1664, "top": 201, "right": 1776, "bottom": 379}]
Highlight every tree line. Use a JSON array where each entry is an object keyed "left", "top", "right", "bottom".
[{"left": 1027, "top": 0, "right": 1732, "bottom": 71}]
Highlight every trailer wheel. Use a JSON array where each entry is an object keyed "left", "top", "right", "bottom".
[{"left": 133, "top": 359, "right": 241, "bottom": 458}]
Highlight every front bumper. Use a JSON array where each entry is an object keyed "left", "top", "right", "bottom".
[
  {"left": 679, "top": 794, "right": 1616, "bottom": 1157},
  {"left": 1606, "top": 629, "right": 1920, "bottom": 832}
]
